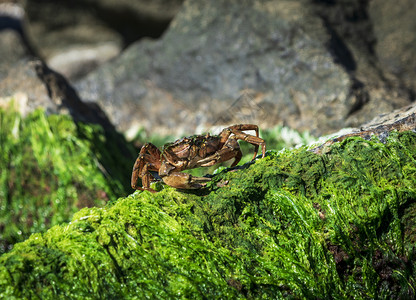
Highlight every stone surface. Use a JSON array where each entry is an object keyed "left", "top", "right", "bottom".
[
  {"left": 23, "top": 0, "right": 184, "bottom": 80},
  {"left": 1, "top": 0, "right": 416, "bottom": 139},
  {"left": 0, "top": 2, "right": 29, "bottom": 76},
  {"left": 46, "top": 42, "right": 120, "bottom": 81},
  {"left": 0, "top": 53, "right": 113, "bottom": 129},
  {"left": 311, "top": 0, "right": 414, "bottom": 130},
  {"left": 0, "top": 57, "right": 53, "bottom": 115},
  {"left": 0, "top": 2, "right": 49, "bottom": 113},
  {"left": 370, "top": 0, "right": 416, "bottom": 95},
  {"left": 312, "top": 102, "right": 416, "bottom": 154},
  {"left": 0, "top": 28, "right": 26, "bottom": 77},
  {"left": 0, "top": 2, "right": 117, "bottom": 129},
  {"left": 75, "top": 0, "right": 414, "bottom": 138}
]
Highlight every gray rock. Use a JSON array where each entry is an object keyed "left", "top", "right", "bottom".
[
  {"left": 0, "top": 28, "right": 26, "bottom": 79},
  {"left": 24, "top": 0, "right": 184, "bottom": 80},
  {"left": 75, "top": 0, "right": 344, "bottom": 136},
  {"left": 2, "top": 0, "right": 416, "bottom": 140},
  {"left": 311, "top": 102, "right": 416, "bottom": 154},
  {"left": 0, "top": 2, "right": 134, "bottom": 166},
  {"left": 0, "top": 3, "right": 29, "bottom": 76},
  {"left": 311, "top": 0, "right": 413, "bottom": 131},
  {"left": 0, "top": 4, "right": 113, "bottom": 130},
  {"left": 0, "top": 52, "right": 115, "bottom": 129},
  {"left": 0, "top": 2, "right": 118, "bottom": 129},
  {"left": 370, "top": 0, "right": 416, "bottom": 95},
  {"left": 46, "top": 42, "right": 120, "bottom": 82},
  {"left": 75, "top": 0, "right": 414, "bottom": 138},
  {"left": 0, "top": 57, "right": 56, "bottom": 115},
  {"left": 0, "top": 2, "right": 52, "bottom": 114}
]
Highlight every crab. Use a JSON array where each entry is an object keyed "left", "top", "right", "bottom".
[{"left": 131, "top": 124, "right": 266, "bottom": 193}]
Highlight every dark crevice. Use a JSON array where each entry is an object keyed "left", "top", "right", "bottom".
[
  {"left": 25, "top": 0, "right": 182, "bottom": 49},
  {"left": 320, "top": 16, "right": 356, "bottom": 72},
  {"left": 313, "top": 1, "right": 415, "bottom": 104},
  {"left": 346, "top": 79, "right": 369, "bottom": 117},
  {"left": 91, "top": 6, "right": 174, "bottom": 48},
  {"left": 311, "top": 0, "right": 385, "bottom": 116},
  {"left": 314, "top": 0, "right": 376, "bottom": 58},
  {"left": 0, "top": 15, "right": 39, "bottom": 58},
  {"left": 34, "top": 60, "right": 136, "bottom": 191},
  {"left": 312, "top": 0, "right": 377, "bottom": 74}
]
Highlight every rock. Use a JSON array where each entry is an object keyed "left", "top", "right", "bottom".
[
  {"left": 0, "top": 58, "right": 53, "bottom": 115},
  {"left": 311, "top": 0, "right": 414, "bottom": 130},
  {"left": 75, "top": 0, "right": 348, "bottom": 136},
  {"left": 0, "top": 27, "right": 26, "bottom": 77},
  {"left": 2, "top": 0, "right": 416, "bottom": 138},
  {"left": 0, "top": 3, "right": 134, "bottom": 167},
  {"left": 311, "top": 102, "right": 416, "bottom": 154},
  {"left": 23, "top": 0, "right": 184, "bottom": 80},
  {"left": 370, "top": 0, "right": 416, "bottom": 95},
  {"left": 75, "top": 0, "right": 414, "bottom": 138},
  {"left": 0, "top": 2, "right": 30, "bottom": 76},
  {"left": 0, "top": 54, "right": 116, "bottom": 130},
  {"left": 0, "top": 2, "right": 121, "bottom": 132},
  {"left": 0, "top": 2, "right": 53, "bottom": 114},
  {"left": 46, "top": 42, "right": 120, "bottom": 81},
  {"left": 0, "top": 2, "right": 56, "bottom": 115}
]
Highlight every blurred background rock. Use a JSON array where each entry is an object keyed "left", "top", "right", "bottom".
[
  {"left": 24, "top": 0, "right": 183, "bottom": 80},
  {"left": 1, "top": 0, "right": 415, "bottom": 137}
]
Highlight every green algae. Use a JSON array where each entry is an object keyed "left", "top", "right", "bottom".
[
  {"left": 1, "top": 130, "right": 416, "bottom": 298},
  {"left": 0, "top": 107, "right": 135, "bottom": 254}
]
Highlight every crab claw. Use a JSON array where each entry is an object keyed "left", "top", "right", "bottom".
[{"left": 162, "top": 172, "right": 211, "bottom": 190}]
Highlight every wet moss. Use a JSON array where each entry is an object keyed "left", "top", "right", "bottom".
[
  {"left": 0, "top": 130, "right": 415, "bottom": 298},
  {"left": 0, "top": 107, "right": 135, "bottom": 254}
]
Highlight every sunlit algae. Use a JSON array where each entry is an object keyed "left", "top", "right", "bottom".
[{"left": 0, "top": 129, "right": 415, "bottom": 299}]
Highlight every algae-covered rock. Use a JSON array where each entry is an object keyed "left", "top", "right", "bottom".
[
  {"left": 1, "top": 130, "right": 415, "bottom": 298},
  {"left": 0, "top": 107, "right": 135, "bottom": 254}
]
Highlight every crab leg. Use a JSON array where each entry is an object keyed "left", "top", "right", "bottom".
[
  {"left": 197, "top": 146, "right": 243, "bottom": 167},
  {"left": 230, "top": 132, "right": 266, "bottom": 160},
  {"left": 225, "top": 124, "right": 260, "bottom": 137},
  {"left": 220, "top": 124, "right": 266, "bottom": 160},
  {"left": 131, "top": 143, "right": 161, "bottom": 192},
  {"left": 132, "top": 162, "right": 160, "bottom": 192}
]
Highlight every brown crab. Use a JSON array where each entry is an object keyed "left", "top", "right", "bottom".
[{"left": 131, "top": 124, "right": 266, "bottom": 193}]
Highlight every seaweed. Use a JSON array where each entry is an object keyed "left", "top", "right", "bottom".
[
  {"left": 1, "top": 128, "right": 415, "bottom": 298},
  {"left": 0, "top": 107, "right": 135, "bottom": 254}
]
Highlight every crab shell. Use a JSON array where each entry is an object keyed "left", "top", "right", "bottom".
[{"left": 131, "top": 124, "right": 266, "bottom": 192}]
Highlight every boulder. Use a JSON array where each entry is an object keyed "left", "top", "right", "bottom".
[
  {"left": 312, "top": 102, "right": 416, "bottom": 154},
  {"left": 2, "top": 0, "right": 416, "bottom": 138},
  {"left": 0, "top": 2, "right": 121, "bottom": 132},
  {"left": 370, "top": 0, "right": 416, "bottom": 95},
  {"left": 24, "top": 0, "right": 184, "bottom": 80},
  {"left": 0, "top": 27, "right": 26, "bottom": 78},
  {"left": 0, "top": 2, "right": 54, "bottom": 115},
  {"left": 75, "top": 0, "right": 414, "bottom": 137},
  {"left": 311, "top": 0, "right": 415, "bottom": 129}
]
